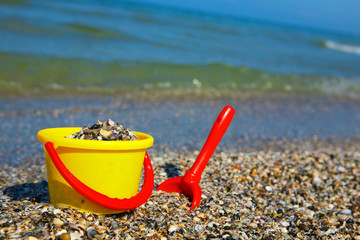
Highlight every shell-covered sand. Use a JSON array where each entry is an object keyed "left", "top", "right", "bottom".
[{"left": 1, "top": 96, "right": 360, "bottom": 239}]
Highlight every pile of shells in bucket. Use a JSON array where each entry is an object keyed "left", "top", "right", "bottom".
[{"left": 67, "top": 119, "right": 138, "bottom": 141}]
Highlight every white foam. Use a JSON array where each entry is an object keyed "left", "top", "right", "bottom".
[{"left": 325, "top": 40, "right": 360, "bottom": 55}]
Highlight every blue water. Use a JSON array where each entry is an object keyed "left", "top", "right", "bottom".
[
  {"left": 1, "top": 97, "right": 360, "bottom": 166},
  {"left": 0, "top": 0, "right": 359, "bottom": 78},
  {"left": 0, "top": 0, "right": 360, "bottom": 99}
]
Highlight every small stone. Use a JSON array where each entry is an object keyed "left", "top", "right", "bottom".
[
  {"left": 223, "top": 224, "right": 232, "bottom": 230},
  {"left": 87, "top": 228, "right": 100, "bottom": 239},
  {"left": 207, "top": 222, "right": 218, "bottom": 228},
  {"left": 100, "top": 129, "right": 110, "bottom": 138},
  {"left": 314, "top": 177, "right": 322, "bottom": 185},
  {"left": 168, "top": 225, "right": 177, "bottom": 233},
  {"left": 0, "top": 195, "right": 10, "bottom": 200},
  {"left": 55, "top": 230, "right": 67, "bottom": 236},
  {"left": 340, "top": 209, "right": 352, "bottom": 215},
  {"left": 222, "top": 233, "right": 231, "bottom": 239},
  {"left": 298, "top": 223, "right": 308, "bottom": 231},
  {"left": 281, "top": 221, "right": 290, "bottom": 227},
  {"left": 53, "top": 209, "right": 62, "bottom": 215},
  {"left": 107, "top": 119, "right": 116, "bottom": 126},
  {"left": 111, "top": 220, "right": 120, "bottom": 230},
  {"left": 8, "top": 236, "right": 22, "bottom": 239},
  {"left": 58, "top": 233, "right": 71, "bottom": 240},
  {"left": 265, "top": 186, "right": 273, "bottom": 192},
  {"left": 40, "top": 207, "right": 49, "bottom": 213},
  {"left": 194, "top": 225, "right": 204, "bottom": 232},
  {"left": 249, "top": 222, "right": 257, "bottom": 228},
  {"left": 53, "top": 218, "right": 64, "bottom": 227},
  {"left": 69, "top": 231, "right": 82, "bottom": 240}
]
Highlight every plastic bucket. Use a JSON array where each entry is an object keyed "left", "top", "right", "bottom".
[{"left": 37, "top": 127, "right": 154, "bottom": 214}]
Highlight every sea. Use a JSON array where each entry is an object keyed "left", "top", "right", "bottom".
[{"left": 0, "top": 0, "right": 360, "bottom": 96}]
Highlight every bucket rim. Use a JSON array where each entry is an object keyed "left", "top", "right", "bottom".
[{"left": 37, "top": 127, "right": 154, "bottom": 150}]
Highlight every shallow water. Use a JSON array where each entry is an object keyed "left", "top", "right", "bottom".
[{"left": 1, "top": 97, "right": 359, "bottom": 166}]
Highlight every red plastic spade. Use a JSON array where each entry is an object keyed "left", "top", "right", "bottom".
[{"left": 156, "top": 105, "right": 236, "bottom": 211}]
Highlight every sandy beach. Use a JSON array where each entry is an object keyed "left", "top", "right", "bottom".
[{"left": 0, "top": 95, "right": 360, "bottom": 239}]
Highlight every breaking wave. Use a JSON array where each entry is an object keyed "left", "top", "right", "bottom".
[{"left": 324, "top": 40, "right": 360, "bottom": 55}]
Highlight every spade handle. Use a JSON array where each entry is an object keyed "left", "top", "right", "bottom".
[{"left": 184, "top": 105, "right": 235, "bottom": 183}]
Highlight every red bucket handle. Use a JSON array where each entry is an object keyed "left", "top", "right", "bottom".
[{"left": 44, "top": 141, "right": 154, "bottom": 211}]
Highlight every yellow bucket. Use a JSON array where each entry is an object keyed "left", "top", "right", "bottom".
[{"left": 37, "top": 127, "right": 154, "bottom": 214}]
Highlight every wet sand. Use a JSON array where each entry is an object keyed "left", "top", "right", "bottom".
[{"left": 1, "top": 95, "right": 360, "bottom": 239}]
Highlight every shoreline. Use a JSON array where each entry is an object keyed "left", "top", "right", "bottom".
[
  {"left": 1, "top": 94, "right": 360, "bottom": 167},
  {"left": 2, "top": 87, "right": 360, "bottom": 102}
]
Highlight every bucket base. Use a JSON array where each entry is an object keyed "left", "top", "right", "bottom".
[{"left": 48, "top": 180, "right": 126, "bottom": 215}]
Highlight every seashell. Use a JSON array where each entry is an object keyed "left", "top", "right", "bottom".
[
  {"left": 87, "top": 227, "right": 100, "bottom": 239},
  {"left": 117, "top": 124, "right": 125, "bottom": 132},
  {"left": 53, "top": 218, "right": 64, "bottom": 227},
  {"left": 89, "top": 123, "right": 101, "bottom": 129},
  {"left": 69, "top": 231, "right": 82, "bottom": 240},
  {"left": 53, "top": 208, "right": 62, "bottom": 215},
  {"left": 100, "top": 129, "right": 110, "bottom": 138},
  {"left": 168, "top": 225, "right": 177, "bottom": 233},
  {"left": 128, "top": 130, "right": 138, "bottom": 140},
  {"left": 107, "top": 119, "right": 116, "bottom": 126}
]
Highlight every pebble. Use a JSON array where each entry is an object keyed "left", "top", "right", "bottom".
[
  {"left": 53, "top": 208, "right": 62, "bottom": 215},
  {"left": 297, "top": 223, "right": 308, "bottom": 231},
  {"left": 168, "top": 225, "right": 177, "bottom": 233},
  {"left": 87, "top": 227, "right": 100, "bottom": 239},
  {"left": 281, "top": 221, "right": 290, "bottom": 227},
  {"left": 340, "top": 209, "right": 352, "bottom": 215},
  {"left": 53, "top": 218, "right": 64, "bottom": 227},
  {"left": 58, "top": 233, "right": 71, "bottom": 240},
  {"left": 249, "top": 222, "right": 257, "bottom": 228},
  {"left": 313, "top": 176, "right": 322, "bottom": 185},
  {"left": 207, "top": 222, "right": 218, "bottom": 228},
  {"left": 69, "top": 231, "right": 82, "bottom": 240},
  {"left": 194, "top": 225, "right": 204, "bottom": 232}
]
